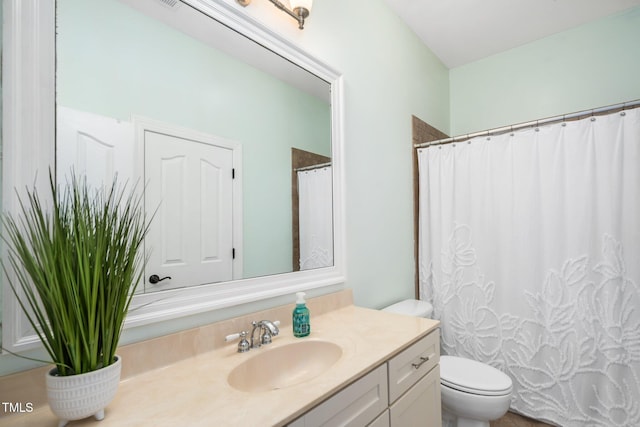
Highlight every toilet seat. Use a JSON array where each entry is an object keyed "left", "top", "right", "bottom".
[{"left": 440, "top": 356, "right": 512, "bottom": 396}]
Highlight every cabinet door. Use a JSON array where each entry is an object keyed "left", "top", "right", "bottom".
[
  {"left": 389, "top": 365, "right": 441, "bottom": 427},
  {"left": 290, "top": 364, "right": 388, "bottom": 427},
  {"left": 368, "top": 409, "right": 390, "bottom": 427},
  {"left": 388, "top": 330, "right": 439, "bottom": 403}
]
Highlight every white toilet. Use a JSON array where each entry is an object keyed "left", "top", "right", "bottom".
[{"left": 383, "top": 299, "right": 512, "bottom": 427}]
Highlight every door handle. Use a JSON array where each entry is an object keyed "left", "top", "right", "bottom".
[{"left": 148, "top": 274, "right": 172, "bottom": 284}]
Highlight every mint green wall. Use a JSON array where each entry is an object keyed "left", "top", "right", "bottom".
[
  {"left": 57, "top": 0, "right": 330, "bottom": 279},
  {"left": 304, "top": 0, "right": 450, "bottom": 309},
  {"left": 450, "top": 7, "right": 640, "bottom": 136}
]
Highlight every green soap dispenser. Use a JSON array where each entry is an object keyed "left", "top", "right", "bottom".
[{"left": 292, "top": 292, "right": 310, "bottom": 337}]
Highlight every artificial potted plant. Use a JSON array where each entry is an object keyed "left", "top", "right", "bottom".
[{"left": 2, "top": 174, "right": 149, "bottom": 427}]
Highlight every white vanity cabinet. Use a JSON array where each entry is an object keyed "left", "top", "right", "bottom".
[
  {"left": 287, "top": 329, "right": 441, "bottom": 427},
  {"left": 369, "top": 410, "right": 390, "bottom": 427},
  {"left": 388, "top": 329, "right": 441, "bottom": 426},
  {"left": 287, "top": 364, "right": 389, "bottom": 427}
]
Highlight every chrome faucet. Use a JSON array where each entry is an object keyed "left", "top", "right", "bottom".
[
  {"left": 225, "top": 320, "right": 280, "bottom": 352},
  {"left": 250, "top": 320, "right": 280, "bottom": 349},
  {"left": 225, "top": 330, "right": 250, "bottom": 353}
]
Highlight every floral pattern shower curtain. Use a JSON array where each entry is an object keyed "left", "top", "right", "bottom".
[
  {"left": 418, "top": 108, "right": 640, "bottom": 426},
  {"left": 298, "top": 165, "right": 333, "bottom": 270}
]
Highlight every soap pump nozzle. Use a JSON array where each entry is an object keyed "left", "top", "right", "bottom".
[{"left": 296, "top": 292, "right": 306, "bottom": 305}]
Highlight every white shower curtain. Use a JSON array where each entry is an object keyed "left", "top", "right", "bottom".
[
  {"left": 418, "top": 108, "right": 640, "bottom": 426},
  {"left": 298, "top": 166, "right": 333, "bottom": 270}
]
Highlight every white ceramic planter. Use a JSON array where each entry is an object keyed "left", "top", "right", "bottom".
[{"left": 46, "top": 355, "right": 122, "bottom": 427}]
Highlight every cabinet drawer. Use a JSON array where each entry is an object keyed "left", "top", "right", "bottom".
[
  {"left": 388, "top": 330, "right": 439, "bottom": 403},
  {"left": 289, "top": 363, "right": 388, "bottom": 427}
]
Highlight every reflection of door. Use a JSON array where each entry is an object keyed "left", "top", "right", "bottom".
[
  {"left": 144, "top": 130, "right": 235, "bottom": 292},
  {"left": 56, "top": 106, "right": 135, "bottom": 188}
]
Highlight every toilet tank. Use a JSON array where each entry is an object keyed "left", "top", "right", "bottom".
[{"left": 382, "top": 299, "right": 433, "bottom": 318}]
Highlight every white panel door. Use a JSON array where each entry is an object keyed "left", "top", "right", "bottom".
[
  {"left": 144, "top": 130, "right": 234, "bottom": 292},
  {"left": 56, "top": 106, "right": 135, "bottom": 188}
]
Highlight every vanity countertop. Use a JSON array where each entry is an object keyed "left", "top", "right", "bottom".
[{"left": 1, "top": 305, "right": 439, "bottom": 427}]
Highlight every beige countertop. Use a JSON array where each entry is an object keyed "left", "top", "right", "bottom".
[{"left": 1, "top": 305, "right": 439, "bottom": 427}]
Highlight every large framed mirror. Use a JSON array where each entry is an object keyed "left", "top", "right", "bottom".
[{"left": 2, "top": 0, "right": 344, "bottom": 352}]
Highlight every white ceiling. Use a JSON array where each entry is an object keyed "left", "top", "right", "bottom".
[{"left": 384, "top": 0, "right": 640, "bottom": 68}]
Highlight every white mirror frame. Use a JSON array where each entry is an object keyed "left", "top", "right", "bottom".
[{"left": 1, "top": 0, "right": 345, "bottom": 352}]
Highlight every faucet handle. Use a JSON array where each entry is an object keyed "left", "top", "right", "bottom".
[
  {"left": 259, "top": 320, "right": 281, "bottom": 345},
  {"left": 225, "top": 330, "right": 250, "bottom": 353},
  {"left": 262, "top": 329, "right": 273, "bottom": 345},
  {"left": 263, "top": 319, "right": 281, "bottom": 330},
  {"left": 224, "top": 331, "right": 242, "bottom": 341}
]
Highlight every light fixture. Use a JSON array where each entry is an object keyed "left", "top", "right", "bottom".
[{"left": 236, "top": 0, "right": 313, "bottom": 30}]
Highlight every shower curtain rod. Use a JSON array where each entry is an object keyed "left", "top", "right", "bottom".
[
  {"left": 295, "top": 162, "right": 332, "bottom": 172},
  {"left": 415, "top": 99, "right": 640, "bottom": 148}
]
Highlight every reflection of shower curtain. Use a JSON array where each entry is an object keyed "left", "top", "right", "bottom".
[
  {"left": 418, "top": 108, "right": 640, "bottom": 426},
  {"left": 298, "top": 166, "right": 333, "bottom": 270}
]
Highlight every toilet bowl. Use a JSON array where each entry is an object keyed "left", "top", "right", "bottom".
[
  {"left": 440, "top": 355, "right": 512, "bottom": 427},
  {"left": 383, "top": 299, "right": 513, "bottom": 427}
]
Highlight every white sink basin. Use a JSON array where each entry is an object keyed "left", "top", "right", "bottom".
[{"left": 227, "top": 340, "right": 342, "bottom": 392}]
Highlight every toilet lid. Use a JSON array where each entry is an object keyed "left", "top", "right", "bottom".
[{"left": 440, "top": 356, "right": 512, "bottom": 396}]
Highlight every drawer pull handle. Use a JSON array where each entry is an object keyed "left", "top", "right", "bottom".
[{"left": 412, "top": 356, "right": 430, "bottom": 369}]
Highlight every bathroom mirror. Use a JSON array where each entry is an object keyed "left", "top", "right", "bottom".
[
  {"left": 56, "top": 0, "right": 332, "bottom": 291},
  {"left": 2, "top": 0, "right": 344, "bottom": 352}
]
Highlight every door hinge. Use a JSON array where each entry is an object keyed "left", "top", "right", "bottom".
[
  {"left": 232, "top": 248, "right": 236, "bottom": 259},
  {"left": 232, "top": 168, "right": 235, "bottom": 179}
]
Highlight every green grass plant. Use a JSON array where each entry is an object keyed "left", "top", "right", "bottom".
[{"left": 2, "top": 173, "right": 149, "bottom": 376}]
